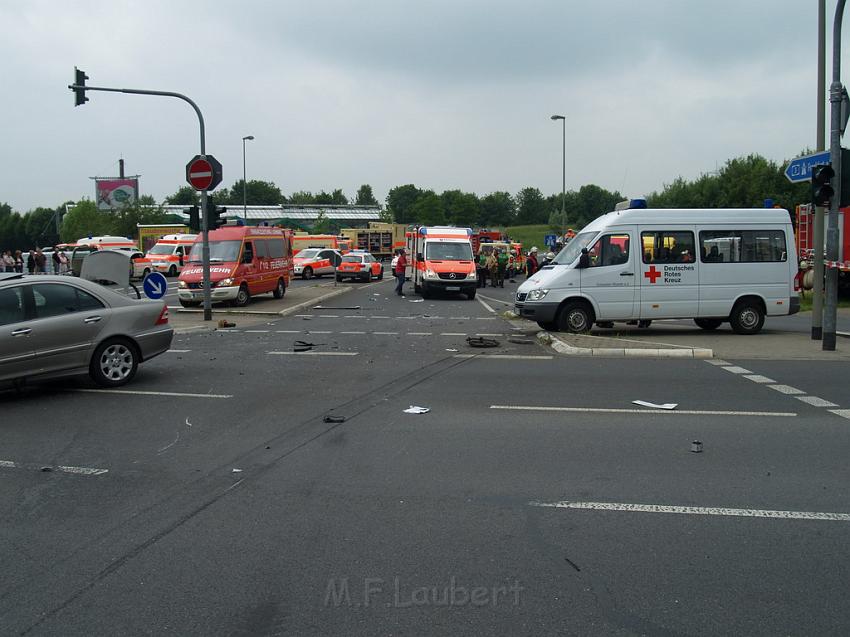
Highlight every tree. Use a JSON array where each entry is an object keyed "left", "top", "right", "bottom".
[
  {"left": 355, "top": 184, "right": 379, "bottom": 206},
  {"left": 313, "top": 190, "right": 334, "bottom": 205},
  {"left": 165, "top": 186, "right": 199, "bottom": 206},
  {"left": 313, "top": 211, "right": 334, "bottom": 234},
  {"left": 386, "top": 184, "right": 422, "bottom": 224},
  {"left": 24, "top": 207, "right": 61, "bottom": 247},
  {"left": 515, "top": 187, "right": 548, "bottom": 225},
  {"left": 409, "top": 191, "right": 445, "bottom": 225},
  {"left": 0, "top": 203, "right": 28, "bottom": 252},
  {"left": 107, "top": 201, "right": 171, "bottom": 238},
  {"left": 331, "top": 188, "right": 348, "bottom": 205},
  {"left": 480, "top": 191, "right": 516, "bottom": 227},
  {"left": 289, "top": 191, "right": 315, "bottom": 204},
  {"left": 440, "top": 190, "right": 480, "bottom": 226},
  {"left": 60, "top": 200, "right": 112, "bottom": 242},
  {"left": 220, "top": 179, "right": 285, "bottom": 205}
]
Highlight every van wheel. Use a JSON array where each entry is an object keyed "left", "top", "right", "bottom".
[
  {"left": 302, "top": 267, "right": 313, "bottom": 280},
  {"left": 273, "top": 279, "right": 285, "bottom": 299},
  {"left": 235, "top": 284, "right": 250, "bottom": 307},
  {"left": 90, "top": 338, "right": 138, "bottom": 387},
  {"left": 421, "top": 284, "right": 431, "bottom": 299},
  {"left": 179, "top": 300, "right": 201, "bottom": 308},
  {"left": 336, "top": 274, "right": 343, "bottom": 282},
  {"left": 168, "top": 265, "right": 177, "bottom": 277},
  {"left": 637, "top": 320, "right": 652, "bottom": 328},
  {"left": 414, "top": 282, "right": 421, "bottom": 294},
  {"left": 557, "top": 301, "right": 594, "bottom": 333},
  {"left": 694, "top": 318, "right": 722, "bottom": 330},
  {"left": 729, "top": 301, "right": 764, "bottom": 335},
  {"left": 466, "top": 288, "right": 476, "bottom": 300},
  {"left": 377, "top": 270, "right": 383, "bottom": 280},
  {"left": 143, "top": 267, "right": 151, "bottom": 277}
]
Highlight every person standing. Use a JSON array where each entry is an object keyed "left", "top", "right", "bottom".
[
  {"left": 526, "top": 247, "right": 539, "bottom": 278},
  {"left": 52, "top": 247, "right": 62, "bottom": 274},
  {"left": 394, "top": 248, "right": 407, "bottom": 297},
  {"left": 14, "top": 250, "right": 23, "bottom": 273},
  {"left": 496, "top": 248, "right": 508, "bottom": 288},
  {"left": 478, "top": 250, "right": 490, "bottom": 287},
  {"left": 485, "top": 250, "right": 498, "bottom": 287},
  {"left": 26, "top": 250, "right": 35, "bottom": 274},
  {"left": 34, "top": 248, "right": 46, "bottom": 274},
  {"left": 2, "top": 250, "right": 14, "bottom": 272}
]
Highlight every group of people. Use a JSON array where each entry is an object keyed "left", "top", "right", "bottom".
[
  {"left": 524, "top": 246, "right": 556, "bottom": 278},
  {"left": 1, "top": 247, "right": 70, "bottom": 274},
  {"left": 476, "top": 248, "right": 511, "bottom": 288}
]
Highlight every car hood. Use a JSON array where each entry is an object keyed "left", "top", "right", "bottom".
[
  {"left": 517, "top": 265, "right": 568, "bottom": 293},
  {"left": 179, "top": 263, "right": 237, "bottom": 282}
]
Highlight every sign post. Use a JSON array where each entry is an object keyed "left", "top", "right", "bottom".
[
  {"left": 784, "top": 150, "right": 831, "bottom": 183},
  {"left": 186, "top": 154, "right": 223, "bottom": 320},
  {"left": 142, "top": 271, "right": 168, "bottom": 300}
]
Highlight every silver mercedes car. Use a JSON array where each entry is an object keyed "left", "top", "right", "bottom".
[{"left": 0, "top": 273, "right": 173, "bottom": 387}]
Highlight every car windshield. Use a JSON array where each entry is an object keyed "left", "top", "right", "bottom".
[
  {"left": 425, "top": 242, "right": 473, "bottom": 261},
  {"left": 147, "top": 244, "right": 175, "bottom": 255},
  {"left": 188, "top": 240, "right": 241, "bottom": 263},
  {"left": 342, "top": 255, "right": 363, "bottom": 263},
  {"left": 551, "top": 231, "right": 597, "bottom": 265},
  {"left": 296, "top": 249, "right": 320, "bottom": 259}
]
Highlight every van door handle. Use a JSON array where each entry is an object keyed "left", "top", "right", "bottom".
[
  {"left": 84, "top": 315, "right": 102, "bottom": 324},
  {"left": 11, "top": 328, "right": 31, "bottom": 336},
  {"left": 620, "top": 272, "right": 635, "bottom": 276}
]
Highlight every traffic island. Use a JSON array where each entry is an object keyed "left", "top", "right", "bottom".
[{"left": 535, "top": 330, "right": 713, "bottom": 358}]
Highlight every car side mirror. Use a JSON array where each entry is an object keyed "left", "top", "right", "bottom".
[{"left": 578, "top": 248, "right": 590, "bottom": 269}]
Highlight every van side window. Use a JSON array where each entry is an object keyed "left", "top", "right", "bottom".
[
  {"left": 699, "top": 230, "right": 787, "bottom": 263},
  {"left": 587, "top": 234, "right": 630, "bottom": 267},
  {"left": 641, "top": 231, "right": 696, "bottom": 264},
  {"left": 255, "top": 240, "right": 270, "bottom": 259},
  {"left": 267, "top": 239, "right": 285, "bottom": 258}
]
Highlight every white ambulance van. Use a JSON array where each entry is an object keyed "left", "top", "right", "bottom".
[{"left": 515, "top": 202, "right": 799, "bottom": 335}]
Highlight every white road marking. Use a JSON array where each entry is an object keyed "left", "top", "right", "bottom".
[
  {"left": 276, "top": 330, "right": 301, "bottom": 333},
  {"left": 0, "top": 460, "right": 108, "bottom": 476},
  {"left": 441, "top": 332, "right": 467, "bottom": 336},
  {"left": 340, "top": 331, "right": 366, "bottom": 334},
  {"left": 475, "top": 317, "right": 496, "bottom": 320},
  {"left": 743, "top": 374, "right": 776, "bottom": 384},
  {"left": 705, "top": 359, "right": 731, "bottom": 366},
  {"left": 449, "top": 316, "right": 471, "bottom": 320},
  {"left": 267, "top": 351, "right": 359, "bottom": 356},
  {"left": 476, "top": 297, "right": 495, "bottom": 313},
  {"left": 294, "top": 314, "right": 313, "bottom": 318},
  {"left": 166, "top": 349, "right": 192, "bottom": 353},
  {"left": 343, "top": 315, "right": 367, "bottom": 319},
  {"left": 308, "top": 330, "right": 333, "bottom": 334},
  {"left": 373, "top": 315, "right": 390, "bottom": 319},
  {"left": 829, "top": 409, "right": 850, "bottom": 419},
  {"left": 407, "top": 332, "right": 432, "bottom": 336},
  {"left": 454, "top": 355, "right": 553, "bottom": 360},
  {"left": 768, "top": 384, "right": 806, "bottom": 395},
  {"left": 529, "top": 500, "right": 850, "bottom": 522},
  {"left": 491, "top": 405, "right": 796, "bottom": 417},
  {"left": 66, "top": 388, "right": 233, "bottom": 399},
  {"left": 373, "top": 331, "right": 398, "bottom": 335},
  {"left": 475, "top": 333, "right": 504, "bottom": 337},
  {"left": 722, "top": 366, "right": 752, "bottom": 374},
  {"left": 319, "top": 315, "right": 339, "bottom": 318},
  {"left": 796, "top": 395, "right": 839, "bottom": 408},
  {"left": 217, "top": 329, "right": 240, "bottom": 333},
  {"left": 244, "top": 330, "right": 269, "bottom": 333}
]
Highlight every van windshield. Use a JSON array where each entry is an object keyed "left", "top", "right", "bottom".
[
  {"left": 188, "top": 240, "right": 241, "bottom": 263},
  {"left": 426, "top": 242, "right": 473, "bottom": 261},
  {"left": 551, "top": 232, "right": 597, "bottom": 265},
  {"left": 147, "top": 244, "right": 175, "bottom": 255},
  {"left": 296, "top": 249, "right": 320, "bottom": 259}
]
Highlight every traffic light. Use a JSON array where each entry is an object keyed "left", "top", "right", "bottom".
[
  {"left": 71, "top": 67, "right": 89, "bottom": 106},
  {"left": 812, "top": 164, "right": 835, "bottom": 208},
  {"left": 205, "top": 200, "right": 227, "bottom": 230},
  {"left": 186, "top": 205, "right": 200, "bottom": 233}
]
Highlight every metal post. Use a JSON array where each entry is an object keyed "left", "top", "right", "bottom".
[
  {"left": 813, "top": 0, "right": 827, "bottom": 340},
  {"left": 119, "top": 158, "right": 125, "bottom": 178},
  {"left": 824, "top": 0, "right": 846, "bottom": 351},
  {"left": 242, "top": 135, "right": 253, "bottom": 221},
  {"left": 66, "top": 83, "right": 215, "bottom": 321},
  {"left": 550, "top": 114, "right": 566, "bottom": 243}
]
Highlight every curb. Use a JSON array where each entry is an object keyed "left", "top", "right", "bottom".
[{"left": 535, "top": 330, "right": 713, "bottom": 359}]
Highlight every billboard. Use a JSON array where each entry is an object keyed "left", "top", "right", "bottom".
[{"left": 95, "top": 178, "right": 138, "bottom": 210}]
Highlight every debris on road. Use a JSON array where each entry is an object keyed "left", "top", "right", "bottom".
[
  {"left": 409, "top": 299, "right": 424, "bottom": 303},
  {"left": 691, "top": 440, "right": 703, "bottom": 453},
  {"left": 404, "top": 406, "right": 431, "bottom": 414},
  {"left": 313, "top": 305, "right": 361, "bottom": 310},
  {"left": 467, "top": 336, "right": 499, "bottom": 348},
  {"left": 507, "top": 337, "right": 534, "bottom": 345},
  {"left": 293, "top": 340, "right": 324, "bottom": 352},
  {"left": 232, "top": 468, "right": 243, "bottom": 473},
  {"left": 445, "top": 348, "right": 459, "bottom": 352},
  {"left": 217, "top": 319, "right": 236, "bottom": 328},
  {"left": 633, "top": 400, "right": 678, "bottom": 410},
  {"left": 323, "top": 415, "right": 346, "bottom": 423}
]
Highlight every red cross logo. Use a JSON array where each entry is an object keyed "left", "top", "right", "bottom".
[{"left": 644, "top": 266, "right": 661, "bottom": 284}]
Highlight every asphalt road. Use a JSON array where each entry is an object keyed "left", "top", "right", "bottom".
[{"left": 3, "top": 275, "right": 850, "bottom": 635}]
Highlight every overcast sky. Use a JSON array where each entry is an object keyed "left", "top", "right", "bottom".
[{"left": 1, "top": 0, "right": 845, "bottom": 213}]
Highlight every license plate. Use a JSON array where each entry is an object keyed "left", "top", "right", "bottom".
[{"left": 445, "top": 286, "right": 460, "bottom": 291}]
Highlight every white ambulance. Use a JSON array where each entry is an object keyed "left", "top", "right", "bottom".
[
  {"left": 143, "top": 234, "right": 197, "bottom": 277},
  {"left": 515, "top": 202, "right": 799, "bottom": 334}
]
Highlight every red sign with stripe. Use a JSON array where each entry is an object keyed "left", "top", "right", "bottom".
[{"left": 187, "top": 157, "right": 214, "bottom": 190}]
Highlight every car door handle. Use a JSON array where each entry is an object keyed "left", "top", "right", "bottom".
[
  {"left": 620, "top": 272, "right": 635, "bottom": 276},
  {"left": 11, "top": 328, "right": 31, "bottom": 336},
  {"left": 84, "top": 316, "right": 103, "bottom": 324}
]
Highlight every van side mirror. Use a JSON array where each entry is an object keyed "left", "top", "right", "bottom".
[
  {"left": 416, "top": 253, "right": 423, "bottom": 261},
  {"left": 578, "top": 248, "right": 590, "bottom": 269},
  {"left": 243, "top": 251, "right": 253, "bottom": 264}
]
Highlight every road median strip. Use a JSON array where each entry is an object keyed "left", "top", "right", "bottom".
[{"left": 535, "top": 329, "right": 713, "bottom": 359}]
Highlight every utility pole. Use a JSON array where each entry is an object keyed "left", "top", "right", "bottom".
[
  {"left": 823, "top": 0, "right": 847, "bottom": 351},
  {"left": 812, "top": 0, "right": 826, "bottom": 340}
]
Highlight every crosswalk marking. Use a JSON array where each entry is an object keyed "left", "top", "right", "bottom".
[
  {"left": 768, "top": 384, "right": 806, "bottom": 395},
  {"left": 797, "top": 396, "right": 838, "bottom": 408}
]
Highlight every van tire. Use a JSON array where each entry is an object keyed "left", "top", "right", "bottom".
[
  {"left": 179, "top": 300, "right": 201, "bottom": 308},
  {"left": 235, "top": 284, "right": 250, "bottom": 307},
  {"left": 466, "top": 287, "right": 476, "bottom": 300},
  {"left": 421, "top": 284, "right": 431, "bottom": 299},
  {"left": 336, "top": 274, "right": 343, "bottom": 282},
  {"left": 377, "top": 270, "right": 383, "bottom": 280},
  {"left": 273, "top": 279, "right": 286, "bottom": 299},
  {"left": 637, "top": 320, "right": 652, "bottom": 328},
  {"left": 302, "top": 267, "right": 313, "bottom": 280},
  {"left": 694, "top": 318, "right": 722, "bottom": 330},
  {"left": 414, "top": 282, "right": 421, "bottom": 294},
  {"left": 557, "top": 300, "right": 594, "bottom": 333},
  {"left": 168, "top": 265, "right": 177, "bottom": 277},
  {"left": 729, "top": 300, "right": 765, "bottom": 335},
  {"left": 90, "top": 337, "right": 139, "bottom": 387}
]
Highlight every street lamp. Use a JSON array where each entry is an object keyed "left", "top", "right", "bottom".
[
  {"left": 550, "top": 115, "right": 566, "bottom": 245},
  {"left": 242, "top": 135, "right": 254, "bottom": 221}
]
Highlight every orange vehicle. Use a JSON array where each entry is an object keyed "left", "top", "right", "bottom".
[
  {"left": 138, "top": 233, "right": 197, "bottom": 277},
  {"left": 177, "top": 225, "right": 293, "bottom": 307},
  {"left": 291, "top": 234, "right": 350, "bottom": 255},
  {"left": 406, "top": 226, "right": 477, "bottom": 299},
  {"left": 336, "top": 251, "right": 384, "bottom": 282},
  {"left": 293, "top": 248, "right": 343, "bottom": 279}
]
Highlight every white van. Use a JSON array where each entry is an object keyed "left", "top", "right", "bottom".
[{"left": 515, "top": 205, "right": 799, "bottom": 334}]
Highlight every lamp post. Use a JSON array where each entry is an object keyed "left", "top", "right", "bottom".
[
  {"left": 550, "top": 115, "right": 566, "bottom": 244},
  {"left": 242, "top": 135, "right": 254, "bottom": 221}
]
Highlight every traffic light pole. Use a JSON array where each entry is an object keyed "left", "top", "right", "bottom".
[
  {"left": 824, "top": 0, "right": 847, "bottom": 351},
  {"left": 813, "top": 0, "right": 826, "bottom": 340},
  {"left": 66, "top": 83, "right": 215, "bottom": 320}
]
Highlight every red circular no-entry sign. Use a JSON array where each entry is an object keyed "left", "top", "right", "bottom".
[{"left": 186, "top": 157, "right": 214, "bottom": 190}]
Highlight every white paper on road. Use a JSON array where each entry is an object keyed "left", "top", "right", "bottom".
[
  {"left": 409, "top": 299, "right": 424, "bottom": 303},
  {"left": 404, "top": 406, "right": 431, "bottom": 414},
  {"left": 632, "top": 400, "right": 678, "bottom": 410}
]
